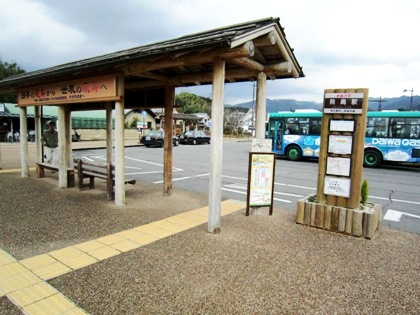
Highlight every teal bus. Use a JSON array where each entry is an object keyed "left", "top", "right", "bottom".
[{"left": 266, "top": 111, "right": 420, "bottom": 167}]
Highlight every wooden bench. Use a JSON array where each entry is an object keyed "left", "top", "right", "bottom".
[
  {"left": 36, "top": 162, "right": 75, "bottom": 188},
  {"left": 74, "top": 158, "right": 136, "bottom": 200}
]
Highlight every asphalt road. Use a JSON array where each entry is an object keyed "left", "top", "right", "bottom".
[{"left": 73, "top": 141, "right": 420, "bottom": 234}]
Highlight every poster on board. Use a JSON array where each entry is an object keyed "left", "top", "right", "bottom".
[{"left": 246, "top": 152, "right": 276, "bottom": 215}]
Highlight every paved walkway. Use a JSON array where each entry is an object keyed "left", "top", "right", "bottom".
[
  {"left": 0, "top": 200, "right": 244, "bottom": 314},
  {"left": 0, "top": 140, "right": 419, "bottom": 314}
]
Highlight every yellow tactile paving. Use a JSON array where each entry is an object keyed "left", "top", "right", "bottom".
[
  {"left": 22, "top": 293, "right": 83, "bottom": 315},
  {"left": 97, "top": 234, "right": 126, "bottom": 245},
  {"left": 0, "top": 261, "right": 28, "bottom": 277},
  {"left": 153, "top": 220, "right": 191, "bottom": 233},
  {"left": 110, "top": 239, "right": 142, "bottom": 252},
  {"left": 117, "top": 229, "right": 160, "bottom": 245},
  {"left": 30, "top": 260, "right": 72, "bottom": 280},
  {"left": 0, "top": 199, "right": 245, "bottom": 313},
  {"left": 178, "top": 212, "right": 209, "bottom": 224},
  {"left": 164, "top": 215, "right": 202, "bottom": 228},
  {"left": 20, "top": 254, "right": 58, "bottom": 271},
  {"left": 8, "top": 282, "right": 57, "bottom": 307},
  {"left": 88, "top": 245, "right": 121, "bottom": 260},
  {"left": 74, "top": 240, "right": 108, "bottom": 253},
  {"left": 0, "top": 249, "right": 16, "bottom": 267},
  {"left": 190, "top": 207, "right": 209, "bottom": 217},
  {"left": 0, "top": 269, "right": 41, "bottom": 294},
  {"left": 135, "top": 224, "right": 175, "bottom": 238},
  {"left": 49, "top": 247, "right": 97, "bottom": 270}
]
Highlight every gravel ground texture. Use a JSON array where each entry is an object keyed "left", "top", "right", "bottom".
[{"left": 0, "top": 142, "right": 419, "bottom": 314}]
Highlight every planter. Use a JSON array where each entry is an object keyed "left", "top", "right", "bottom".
[{"left": 296, "top": 197, "right": 382, "bottom": 239}]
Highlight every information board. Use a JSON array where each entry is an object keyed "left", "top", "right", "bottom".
[
  {"left": 330, "top": 120, "right": 355, "bottom": 132},
  {"left": 324, "top": 176, "right": 351, "bottom": 198},
  {"left": 326, "top": 157, "right": 351, "bottom": 176},
  {"left": 251, "top": 139, "right": 272, "bottom": 152},
  {"left": 246, "top": 152, "right": 276, "bottom": 215},
  {"left": 328, "top": 135, "right": 353, "bottom": 155},
  {"left": 323, "top": 92, "right": 364, "bottom": 114}
]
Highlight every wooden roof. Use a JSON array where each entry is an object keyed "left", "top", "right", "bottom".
[{"left": 0, "top": 17, "right": 304, "bottom": 108}]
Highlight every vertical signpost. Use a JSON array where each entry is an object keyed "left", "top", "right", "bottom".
[
  {"left": 296, "top": 88, "right": 382, "bottom": 239},
  {"left": 316, "top": 88, "right": 368, "bottom": 208}
]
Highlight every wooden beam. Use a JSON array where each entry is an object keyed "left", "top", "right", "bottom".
[
  {"left": 125, "top": 60, "right": 293, "bottom": 91},
  {"left": 253, "top": 47, "right": 267, "bottom": 64},
  {"left": 273, "top": 27, "right": 300, "bottom": 78},
  {"left": 229, "top": 57, "right": 264, "bottom": 72},
  {"left": 125, "top": 68, "right": 262, "bottom": 90},
  {"left": 265, "top": 61, "right": 292, "bottom": 74},
  {"left": 253, "top": 31, "right": 276, "bottom": 47},
  {"left": 137, "top": 72, "right": 169, "bottom": 81},
  {"left": 126, "top": 41, "right": 254, "bottom": 74}
]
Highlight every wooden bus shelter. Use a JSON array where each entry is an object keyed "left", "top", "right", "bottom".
[{"left": 0, "top": 17, "right": 304, "bottom": 233}]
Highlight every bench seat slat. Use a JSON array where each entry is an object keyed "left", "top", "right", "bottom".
[{"left": 74, "top": 158, "right": 136, "bottom": 200}]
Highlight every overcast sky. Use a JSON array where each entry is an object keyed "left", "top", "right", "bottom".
[{"left": 0, "top": 0, "right": 418, "bottom": 104}]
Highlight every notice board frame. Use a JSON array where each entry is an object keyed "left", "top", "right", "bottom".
[{"left": 246, "top": 152, "right": 276, "bottom": 216}]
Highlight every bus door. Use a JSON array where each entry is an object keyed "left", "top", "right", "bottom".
[{"left": 270, "top": 121, "right": 284, "bottom": 153}]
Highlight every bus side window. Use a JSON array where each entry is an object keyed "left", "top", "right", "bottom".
[
  {"left": 285, "top": 124, "right": 298, "bottom": 134},
  {"left": 408, "top": 118, "right": 420, "bottom": 138},
  {"left": 309, "top": 118, "right": 321, "bottom": 135},
  {"left": 300, "top": 124, "right": 309, "bottom": 135}
]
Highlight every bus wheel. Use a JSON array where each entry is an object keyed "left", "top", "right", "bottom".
[
  {"left": 286, "top": 145, "right": 302, "bottom": 161},
  {"left": 364, "top": 150, "right": 382, "bottom": 168}
]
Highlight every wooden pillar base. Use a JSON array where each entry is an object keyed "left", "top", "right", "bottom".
[{"left": 296, "top": 197, "right": 381, "bottom": 239}]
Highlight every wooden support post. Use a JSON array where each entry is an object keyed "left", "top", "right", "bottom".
[
  {"left": 208, "top": 58, "right": 225, "bottom": 234},
  {"left": 255, "top": 72, "right": 267, "bottom": 140},
  {"left": 163, "top": 83, "right": 174, "bottom": 196},
  {"left": 114, "top": 76, "right": 125, "bottom": 206},
  {"left": 58, "top": 106, "right": 67, "bottom": 188},
  {"left": 35, "top": 106, "right": 42, "bottom": 163},
  {"left": 348, "top": 89, "right": 369, "bottom": 208},
  {"left": 19, "top": 107, "right": 29, "bottom": 177},
  {"left": 107, "top": 163, "right": 113, "bottom": 200},
  {"left": 105, "top": 102, "right": 113, "bottom": 166},
  {"left": 64, "top": 106, "right": 72, "bottom": 168}
]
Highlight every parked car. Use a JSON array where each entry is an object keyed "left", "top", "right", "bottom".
[
  {"left": 141, "top": 130, "right": 179, "bottom": 147},
  {"left": 179, "top": 130, "right": 210, "bottom": 145}
]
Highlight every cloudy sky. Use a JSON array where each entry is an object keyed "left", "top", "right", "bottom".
[{"left": 0, "top": 0, "right": 418, "bottom": 104}]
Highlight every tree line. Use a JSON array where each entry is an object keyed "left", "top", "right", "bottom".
[{"left": 0, "top": 59, "right": 26, "bottom": 103}]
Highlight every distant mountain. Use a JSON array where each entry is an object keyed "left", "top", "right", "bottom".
[
  {"left": 228, "top": 99, "right": 322, "bottom": 113},
  {"left": 368, "top": 96, "right": 420, "bottom": 111},
  {"left": 227, "top": 95, "right": 420, "bottom": 112}
]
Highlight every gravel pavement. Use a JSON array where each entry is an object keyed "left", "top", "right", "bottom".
[{"left": 0, "top": 141, "right": 419, "bottom": 314}]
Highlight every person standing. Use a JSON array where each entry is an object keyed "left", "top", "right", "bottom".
[{"left": 42, "top": 121, "right": 59, "bottom": 165}]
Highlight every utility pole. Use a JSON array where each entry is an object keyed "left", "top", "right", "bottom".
[
  {"left": 370, "top": 96, "right": 387, "bottom": 111},
  {"left": 403, "top": 88, "right": 414, "bottom": 111}
]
